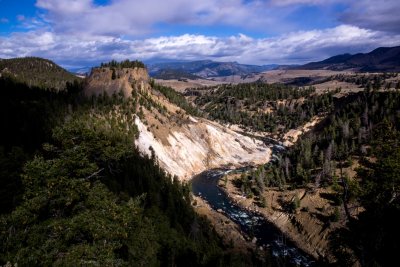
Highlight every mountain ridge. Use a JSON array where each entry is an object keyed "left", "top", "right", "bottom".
[
  {"left": 299, "top": 46, "right": 400, "bottom": 72},
  {"left": 0, "top": 57, "right": 80, "bottom": 90},
  {"left": 148, "top": 60, "right": 278, "bottom": 79}
]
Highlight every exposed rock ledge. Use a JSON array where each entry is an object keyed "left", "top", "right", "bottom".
[
  {"left": 85, "top": 67, "right": 150, "bottom": 97},
  {"left": 135, "top": 116, "right": 271, "bottom": 181}
]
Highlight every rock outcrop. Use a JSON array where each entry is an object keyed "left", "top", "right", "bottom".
[
  {"left": 85, "top": 67, "right": 150, "bottom": 97},
  {"left": 135, "top": 116, "right": 271, "bottom": 180},
  {"left": 85, "top": 66, "right": 271, "bottom": 180}
]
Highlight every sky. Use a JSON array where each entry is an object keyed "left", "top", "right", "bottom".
[{"left": 0, "top": 0, "right": 400, "bottom": 69}]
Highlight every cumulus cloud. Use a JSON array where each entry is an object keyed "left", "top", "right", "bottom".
[
  {"left": 32, "top": 0, "right": 400, "bottom": 39},
  {"left": 2, "top": 0, "right": 399, "bottom": 68},
  {"left": 1, "top": 25, "right": 399, "bottom": 67},
  {"left": 270, "top": 0, "right": 400, "bottom": 34},
  {"left": 269, "top": 0, "right": 340, "bottom": 6},
  {"left": 34, "top": 0, "right": 283, "bottom": 37},
  {"left": 340, "top": 0, "right": 400, "bottom": 33}
]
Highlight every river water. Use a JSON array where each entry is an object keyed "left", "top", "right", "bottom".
[{"left": 191, "top": 144, "right": 316, "bottom": 266}]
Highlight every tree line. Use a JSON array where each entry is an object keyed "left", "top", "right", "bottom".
[
  {"left": 100, "top": 59, "right": 146, "bottom": 69},
  {"left": 194, "top": 82, "right": 337, "bottom": 133}
]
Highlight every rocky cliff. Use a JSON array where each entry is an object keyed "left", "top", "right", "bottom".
[
  {"left": 135, "top": 116, "right": 270, "bottom": 180},
  {"left": 85, "top": 67, "right": 150, "bottom": 97},
  {"left": 85, "top": 66, "right": 271, "bottom": 180}
]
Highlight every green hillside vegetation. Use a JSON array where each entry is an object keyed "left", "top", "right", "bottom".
[
  {"left": 0, "top": 57, "right": 80, "bottom": 91},
  {"left": 193, "top": 82, "right": 336, "bottom": 133},
  {"left": 0, "top": 63, "right": 267, "bottom": 266},
  {"left": 330, "top": 72, "right": 399, "bottom": 91},
  {"left": 0, "top": 77, "right": 83, "bottom": 214},
  {"left": 237, "top": 90, "right": 400, "bottom": 266},
  {"left": 151, "top": 80, "right": 201, "bottom": 116}
]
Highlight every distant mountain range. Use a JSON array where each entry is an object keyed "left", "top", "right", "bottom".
[
  {"left": 148, "top": 46, "right": 400, "bottom": 80},
  {"left": 148, "top": 60, "right": 278, "bottom": 79},
  {"left": 299, "top": 46, "right": 400, "bottom": 72},
  {"left": 151, "top": 68, "right": 202, "bottom": 80},
  {"left": 49, "top": 45, "right": 400, "bottom": 79}
]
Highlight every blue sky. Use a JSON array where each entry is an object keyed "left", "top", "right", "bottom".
[{"left": 0, "top": 0, "right": 400, "bottom": 68}]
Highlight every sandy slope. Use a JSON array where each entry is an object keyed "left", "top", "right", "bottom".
[
  {"left": 135, "top": 116, "right": 271, "bottom": 180},
  {"left": 282, "top": 116, "right": 323, "bottom": 146}
]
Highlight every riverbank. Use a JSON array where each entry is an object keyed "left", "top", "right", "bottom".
[
  {"left": 192, "top": 196, "right": 265, "bottom": 256},
  {"left": 191, "top": 170, "right": 317, "bottom": 266},
  {"left": 219, "top": 172, "right": 346, "bottom": 263}
]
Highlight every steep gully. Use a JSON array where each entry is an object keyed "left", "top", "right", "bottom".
[{"left": 191, "top": 141, "right": 316, "bottom": 267}]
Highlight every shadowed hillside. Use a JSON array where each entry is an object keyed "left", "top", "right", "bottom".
[
  {"left": 300, "top": 46, "right": 400, "bottom": 72},
  {"left": 0, "top": 57, "right": 80, "bottom": 91}
]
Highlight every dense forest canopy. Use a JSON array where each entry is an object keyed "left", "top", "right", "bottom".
[{"left": 193, "top": 82, "right": 337, "bottom": 133}]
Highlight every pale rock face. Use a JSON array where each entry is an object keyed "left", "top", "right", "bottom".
[
  {"left": 85, "top": 67, "right": 150, "bottom": 97},
  {"left": 135, "top": 116, "right": 271, "bottom": 181},
  {"left": 282, "top": 116, "right": 322, "bottom": 147}
]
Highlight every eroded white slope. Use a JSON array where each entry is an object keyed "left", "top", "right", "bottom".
[{"left": 135, "top": 116, "right": 271, "bottom": 180}]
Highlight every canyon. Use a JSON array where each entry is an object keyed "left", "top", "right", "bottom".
[{"left": 85, "top": 66, "right": 272, "bottom": 180}]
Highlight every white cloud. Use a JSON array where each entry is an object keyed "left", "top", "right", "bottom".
[
  {"left": 269, "top": 0, "right": 340, "bottom": 6},
  {"left": 1, "top": 25, "right": 399, "bottom": 67},
  {"left": 340, "top": 0, "right": 400, "bottom": 33},
  {"left": 33, "top": 0, "right": 292, "bottom": 37},
  {"left": 1, "top": 0, "right": 398, "bottom": 69},
  {"left": 36, "top": 0, "right": 92, "bottom": 13},
  {"left": 268, "top": 0, "right": 400, "bottom": 34},
  {"left": 32, "top": 0, "right": 400, "bottom": 44}
]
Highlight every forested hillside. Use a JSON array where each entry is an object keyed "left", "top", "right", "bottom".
[
  {"left": 288, "top": 91, "right": 400, "bottom": 266},
  {"left": 223, "top": 88, "right": 400, "bottom": 265},
  {"left": 0, "top": 61, "right": 265, "bottom": 266},
  {"left": 0, "top": 57, "right": 79, "bottom": 91},
  {"left": 191, "top": 82, "right": 337, "bottom": 134}
]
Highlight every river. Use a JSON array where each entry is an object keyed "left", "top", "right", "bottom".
[{"left": 191, "top": 143, "right": 316, "bottom": 266}]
